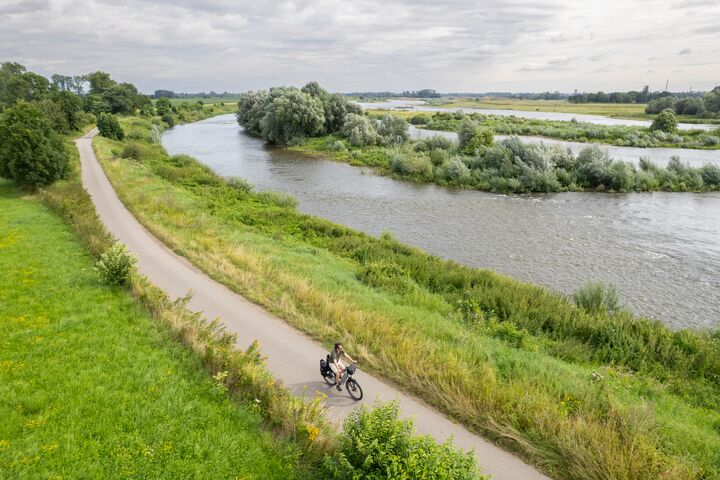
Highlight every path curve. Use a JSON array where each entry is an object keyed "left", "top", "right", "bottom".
[{"left": 77, "top": 129, "right": 549, "bottom": 480}]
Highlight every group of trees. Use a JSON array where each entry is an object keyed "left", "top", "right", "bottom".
[
  {"left": 237, "top": 82, "right": 368, "bottom": 145},
  {"left": 0, "top": 61, "right": 150, "bottom": 187},
  {"left": 645, "top": 86, "right": 720, "bottom": 118}
]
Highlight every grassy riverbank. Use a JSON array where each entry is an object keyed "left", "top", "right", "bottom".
[
  {"left": 91, "top": 114, "right": 720, "bottom": 479},
  {"left": 0, "top": 179, "right": 309, "bottom": 479}
]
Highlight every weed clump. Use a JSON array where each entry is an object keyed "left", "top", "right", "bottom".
[{"left": 95, "top": 242, "right": 136, "bottom": 286}]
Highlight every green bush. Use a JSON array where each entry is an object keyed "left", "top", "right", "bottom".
[
  {"left": 323, "top": 402, "right": 483, "bottom": 480},
  {"left": 97, "top": 112, "right": 125, "bottom": 140},
  {"left": 120, "top": 142, "right": 143, "bottom": 160},
  {"left": 390, "top": 152, "right": 433, "bottom": 179},
  {"left": 227, "top": 176, "right": 253, "bottom": 193},
  {"left": 95, "top": 242, "right": 137, "bottom": 286},
  {"left": 341, "top": 113, "right": 378, "bottom": 146},
  {"left": 161, "top": 113, "right": 176, "bottom": 128},
  {"left": 0, "top": 101, "right": 69, "bottom": 187},
  {"left": 650, "top": 109, "right": 678, "bottom": 133},
  {"left": 573, "top": 281, "right": 621, "bottom": 315}
]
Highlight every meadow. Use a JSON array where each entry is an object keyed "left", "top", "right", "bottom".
[
  {"left": 89, "top": 113, "right": 720, "bottom": 479},
  {"left": 0, "top": 179, "right": 308, "bottom": 479}
]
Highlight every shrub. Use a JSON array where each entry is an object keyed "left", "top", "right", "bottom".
[
  {"left": 428, "top": 148, "right": 450, "bottom": 166},
  {"left": 390, "top": 152, "right": 433, "bottom": 179},
  {"left": 575, "top": 146, "right": 613, "bottom": 188},
  {"left": 95, "top": 242, "right": 137, "bottom": 286},
  {"left": 256, "top": 190, "right": 298, "bottom": 209},
  {"left": 0, "top": 101, "right": 69, "bottom": 187},
  {"left": 645, "top": 96, "right": 676, "bottom": 114},
  {"left": 415, "top": 134, "right": 456, "bottom": 152},
  {"left": 120, "top": 143, "right": 143, "bottom": 160},
  {"left": 377, "top": 115, "right": 409, "bottom": 146},
  {"left": 443, "top": 157, "right": 471, "bottom": 182},
  {"left": 699, "top": 164, "right": 720, "bottom": 186},
  {"left": 226, "top": 176, "right": 253, "bottom": 193},
  {"left": 650, "top": 109, "right": 678, "bottom": 133},
  {"left": 341, "top": 113, "right": 378, "bottom": 146},
  {"left": 97, "top": 112, "right": 125, "bottom": 140},
  {"left": 357, "top": 261, "right": 416, "bottom": 295},
  {"left": 161, "top": 113, "right": 175, "bottom": 128},
  {"left": 409, "top": 114, "right": 428, "bottom": 125},
  {"left": 149, "top": 124, "right": 162, "bottom": 144},
  {"left": 458, "top": 118, "right": 493, "bottom": 154},
  {"left": 323, "top": 402, "right": 482, "bottom": 480},
  {"left": 573, "top": 281, "right": 621, "bottom": 315}
]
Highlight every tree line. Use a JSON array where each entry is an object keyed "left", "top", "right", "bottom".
[
  {"left": 0, "top": 61, "right": 152, "bottom": 187},
  {"left": 644, "top": 87, "right": 720, "bottom": 118}
]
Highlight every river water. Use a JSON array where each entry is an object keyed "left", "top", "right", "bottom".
[
  {"left": 163, "top": 115, "right": 720, "bottom": 330},
  {"left": 360, "top": 100, "right": 720, "bottom": 131}
]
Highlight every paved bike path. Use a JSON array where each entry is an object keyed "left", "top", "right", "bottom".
[{"left": 78, "top": 129, "right": 549, "bottom": 480}]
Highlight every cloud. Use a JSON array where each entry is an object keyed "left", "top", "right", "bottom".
[
  {"left": 678, "top": 48, "right": 692, "bottom": 55},
  {"left": 520, "top": 57, "right": 575, "bottom": 72},
  {"left": 2, "top": 0, "right": 719, "bottom": 92}
]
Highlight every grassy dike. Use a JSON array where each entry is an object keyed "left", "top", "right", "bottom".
[
  {"left": 92, "top": 115, "right": 720, "bottom": 479},
  {"left": 0, "top": 176, "right": 313, "bottom": 478}
]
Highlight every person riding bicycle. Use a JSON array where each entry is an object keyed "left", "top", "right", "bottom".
[{"left": 330, "top": 342, "right": 356, "bottom": 391}]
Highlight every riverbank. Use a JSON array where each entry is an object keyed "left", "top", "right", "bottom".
[
  {"left": 371, "top": 109, "right": 720, "bottom": 150},
  {"left": 0, "top": 178, "right": 309, "bottom": 479},
  {"left": 290, "top": 131, "right": 720, "bottom": 194},
  {"left": 93, "top": 113, "right": 720, "bottom": 479}
]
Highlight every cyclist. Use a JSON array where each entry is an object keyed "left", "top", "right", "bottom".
[{"left": 330, "top": 342, "right": 356, "bottom": 391}]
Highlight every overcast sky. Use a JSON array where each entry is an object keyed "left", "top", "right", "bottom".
[{"left": 2, "top": 0, "right": 719, "bottom": 93}]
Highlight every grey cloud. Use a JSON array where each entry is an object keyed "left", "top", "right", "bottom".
[
  {"left": 2, "top": 0, "right": 719, "bottom": 92},
  {"left": 678, "top": 48, "right": 692, "bottom": 55}
]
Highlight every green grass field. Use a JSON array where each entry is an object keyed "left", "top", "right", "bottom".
[
  {"left": 0, "top": 179, "right": 306, "bottom": 479},
  {"left": 89, "top": 115, "right": 720, "bottom": 479}
]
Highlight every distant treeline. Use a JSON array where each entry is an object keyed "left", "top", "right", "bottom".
[
  {"left": 153, "top": 89, "right": 241, "bottom": 99},
  {"left": 568, "top": 86, "right": 707, "bottom": 104},
  {"left": 644, "top": 86, "right": 720, "bottom": 119},
  {"left": 347, "top": 90, "right": 566, "bottom": 100}
]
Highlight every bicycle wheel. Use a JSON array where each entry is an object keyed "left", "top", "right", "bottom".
[
  {"left": 346, "top": 378, "right": 363, "bottom": 401},
  {"left": 323, "top": 370, "right": 336, "bottom": 386}
]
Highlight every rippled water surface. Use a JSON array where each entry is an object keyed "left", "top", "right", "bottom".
[{"left": 163, "top": 115, "right": 720, "bottom": 329}]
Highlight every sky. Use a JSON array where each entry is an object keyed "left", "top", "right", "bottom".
[{"left": 2, "top": 0, "right": 719, "bottom": 94}]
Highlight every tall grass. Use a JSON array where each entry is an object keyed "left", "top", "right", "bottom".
[{"left": 89, "top": 115, "right": 720, "bottom": 479}]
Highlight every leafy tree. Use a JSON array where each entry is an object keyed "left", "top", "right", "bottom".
[
  {"left": 259, "top": 87, "right": 325, "bottom": 144},
  {"left": 376, "top": 114, "right": 408, "bottom": 146},
  {"left": 645, "top": 96, "right": 676, "bottom": 114},
  {"left": 96, "top": 112, "right": 124, "bottom": 140},
  {"left": 703, "top": 86, "right": 720, "bottom": 113},
  {"left": 323, "top": 94, "right": 362, "bottom": 133},
  {"left": 51, "top": 74, "right": 74, "bottom": 91},
  {"left": 153, "top": 89, "right": 176, "bottom": 99},
  {"left": 236, "top": 90, "right": 269, "bottom": 135},
  {"left": 0, "top": 101, "right": 69, "bottom": 187},
  {"left": 300, "top": 81, "right": 328, "bottom": 99},
  {"left": 650, "top": 109, "right": 678, "bottom": 133},
  {"left": 341, "top": 113, "right": 378, "bottom": 146},
  {"left": 85, "top": 71, "right": 115, "bottom": 94},
  {"left": 458, "top": 118, "right": 493, "bottom": 154},
  {"left": 84, "top": 94, "right": 112, "bottom": 116},
  {"left": 155, "top": 97, "right": 173, "bottom": 116},
  {"left": 0, "top": 62, "right": 50, "bottom": 106},
  {"left": 49, "top": 90, "right": 83, "bottom": 131}
]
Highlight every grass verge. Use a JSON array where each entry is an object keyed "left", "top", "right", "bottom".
[
  {"left": 90, "top": 114, "right": 720, "bottom": 479},
  {"left": 0, "top": 178, "right": 312, "bottom": 479}
]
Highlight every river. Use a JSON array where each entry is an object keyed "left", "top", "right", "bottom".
[{"left": 162, "top": 115, "right": 720, "bottom": 330}]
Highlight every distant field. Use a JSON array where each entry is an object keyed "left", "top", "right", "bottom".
[
  {"left": 432, "top": 97, "right": 652, "bottom": 118},
  {"left": 0, "top": 180, "right": 304, "bottom": 479},
  {"left": 161, "top": 96, "right": 240, "bottom": 106}
]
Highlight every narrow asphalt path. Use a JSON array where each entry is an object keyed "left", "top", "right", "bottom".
[{"left": 78, "top": 129, "right": 549, "bottom": 480}]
